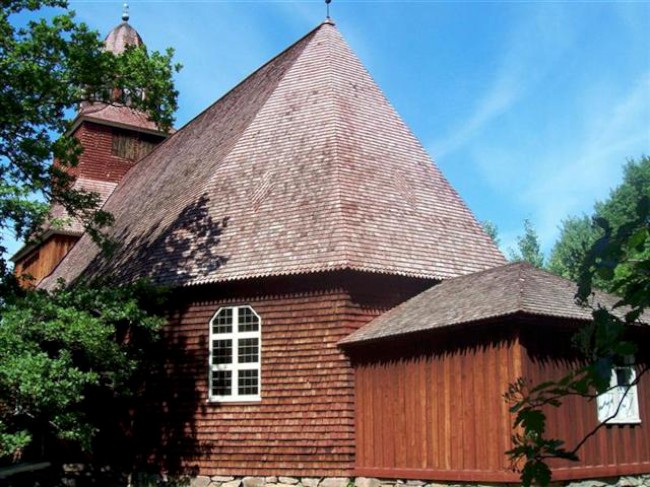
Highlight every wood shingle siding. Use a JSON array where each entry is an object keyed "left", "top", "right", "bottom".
[
  {"left": 13, "top": 118, "right": 166, "bottom": 285},
  {"left": 150, "top": 272, "right": 432, "bottom": 476},
  {"left": 71, "top": 122, "right": 163, "bottom": 184}
]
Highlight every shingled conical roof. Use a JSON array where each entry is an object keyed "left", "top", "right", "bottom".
[
  {"left": 104, "top": 20, "right": 144, "bottom": 55},
  {"left": 44, "top": 22, "right": 505, "bottom": 288}
]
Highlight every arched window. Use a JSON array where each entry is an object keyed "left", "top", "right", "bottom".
[{"left": 209, "top": 306, "right": 261, "bottom": 402}]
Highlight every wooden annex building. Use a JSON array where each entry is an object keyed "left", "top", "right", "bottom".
[{"left": 14, "top": 13, "right": 650, "bottom": 486}]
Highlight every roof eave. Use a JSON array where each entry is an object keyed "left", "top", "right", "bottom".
[
  {"left": 69, "top": 113, "right": 169, "bottom": 138},
  {"left": 338, "top": 309, "right": 603, "bottom": 348},
  {"left": 10, "top": 229, "right": 82, "bottom": 263}
]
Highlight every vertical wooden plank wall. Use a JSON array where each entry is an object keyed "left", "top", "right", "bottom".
[
  {"left": 351, "top": 325, "right": 520, "bottom": 482},
  {"left": 14, "top": 234, "right": 79, "bottom": 286},
  {"left": 521, "top": 326, "right": 650, "bottom": 480}
]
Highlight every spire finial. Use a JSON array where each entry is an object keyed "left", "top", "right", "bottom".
[
  {"left": 122, "top": 2, "right": 129, "bottom": 22},
  {"left": 325, "top": 0, "right": 332, "bottom": 20}
]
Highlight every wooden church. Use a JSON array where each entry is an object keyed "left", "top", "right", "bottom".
[{"left": 13, "top": 12, "right": 650, "bottom": 486}]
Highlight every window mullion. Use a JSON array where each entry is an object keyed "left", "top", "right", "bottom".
[
  {"left": 233, "top": 306, "right": 240, "bottom": 399},
  {"left": 209, "top": 305, "right": 261, "bottom": 402}
]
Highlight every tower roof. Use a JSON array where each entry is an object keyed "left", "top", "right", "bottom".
[
  {"left": 75, "top": 15, "right": 164, "bottom": 135},
  {"left": 43, "top": 22, "right": 505, "bottom": 288},
  {"left": 104, "top": 20, "right": 144, "bottom": 55}
]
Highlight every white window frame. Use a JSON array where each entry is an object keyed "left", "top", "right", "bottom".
[
  {"left": 596, "top": 357, "right": 641, "bottom": 425},
  {"left": 208, "top": 305, "right": 261, "bottom": 403}
]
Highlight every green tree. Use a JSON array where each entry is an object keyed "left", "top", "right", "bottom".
[
  {"left": 0, "top": 0, "right": 179, "bottom": 465},
  {"left": 0, "top": 280, "right": 166, "bottom": 460},
  {"left": 482, "top": 220, "right": 501, "bottom": 248},
  {"left": 509, "top": 219, "right": 544, "bottom": 268},
  {"left": 547, "top": 215, "right": 596, "bottom": 280},
  {"left": 548, "top": 156, "right": 650, "bottom": 291},
  {"left": 506, "top": 196, "right": 650, "bottom": 486},
  {"left": 0, "top": 0, "right": 181, "bottom": 293}
]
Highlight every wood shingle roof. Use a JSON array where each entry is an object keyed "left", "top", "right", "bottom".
[
  {"left": 340, "top": 262, "right": 640, "bottom": 345},
  {"left": 74, "top": 103, "right": 163, "bottom": 134},
  {"left": 44, "top": 21, "right": 505, "bottom": 288}
]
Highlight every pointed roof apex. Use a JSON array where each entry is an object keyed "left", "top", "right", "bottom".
[{"left": 104, "top": 4, "right": 143, "bottom": 55}]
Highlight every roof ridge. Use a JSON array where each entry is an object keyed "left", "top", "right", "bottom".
[
  {"left": 162, "top": 25, "right": 328, "bottom": 148},
  {"left": 517, "top": 261, "right": 526, "bottom": 312},
  {"left": 325, "top": 24, "right": 351, "bottom": 269},
  {"left": 201, "top": 29, "right": 318, "bottom": 195}
]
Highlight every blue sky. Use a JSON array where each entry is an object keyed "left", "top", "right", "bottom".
[{"left": 6, "top": 0, "right": 650, "bottom": 260}]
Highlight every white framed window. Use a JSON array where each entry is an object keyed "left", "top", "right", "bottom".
[
  {"left": 209, "top": 305, "right": 261, "bottom": 402},
  {"left": 597, "top": 356, "right": 641, "bottom": 424}
]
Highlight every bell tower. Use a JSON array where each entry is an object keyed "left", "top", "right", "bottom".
[{"left": 12, "top": 8, "right": 170, "bottom": 286}]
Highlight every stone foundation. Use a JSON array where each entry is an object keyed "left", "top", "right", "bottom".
[{"left": 185, "top": 475, "right": 650, "bottom": 487}]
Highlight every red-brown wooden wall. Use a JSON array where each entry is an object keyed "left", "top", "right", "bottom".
[
  {"left": 521, "top": 325, "right": 650, "bottom": 480},
  {"left": 70, "top": 122, "right": 165, "bottom": 183},
  {"left": 147, "top": 271, "right": 433, "bottom": 477},
  {"left": 349, "top": 324, "right": 522, "bottom": 482},
  {"left": 13, "top": 120, "right": 166, "bottom": 286},
  {"left": 348, "top": 319, "right": 650, "bottom": 483},
  {"left": 14, "top": 234, "right": 79, "bottom": 287}
]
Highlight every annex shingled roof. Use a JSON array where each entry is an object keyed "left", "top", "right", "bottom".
[
  {"left": 340, "top": 262, "right": 639, "bottom": 345},
  {"left": 44, "top": 22, "right": 505, "bottom": 289}
]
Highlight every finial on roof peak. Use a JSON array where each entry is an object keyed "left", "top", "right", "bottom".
[
  {"left": 105, "top": 6, "right": 144, "bottom": 55},
  {"left": 325, "top": 0, "right": 332, "bottom": 21}
]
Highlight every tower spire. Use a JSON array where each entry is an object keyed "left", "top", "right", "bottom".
[
  {"left": 325, "top": 0, "right": 331, "bottom": 20},
  {"left": 122, "top": 2, "right": 129, "bottom": 22}
]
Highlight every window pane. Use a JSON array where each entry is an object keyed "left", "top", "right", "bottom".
[
  {"left": 238, "top": 338, "right": 259, "bottom": 363},
  {"left": 238, "top": 369, "right": 259, "bottom": 395},
  {"left": 212, "top": 339, "right": 232, "bottom": 364},
  {"left": 213, "top": 308, "right": 233, "bottom": 334},
  {"left": 238, "top": 307, "right": 259, "bottom": 332},
  {"left": 212, "top": 370, "right": 232, "bottom": 396},
  {"left": 615, "top": 367, "right": 632, "bottom": 387}
]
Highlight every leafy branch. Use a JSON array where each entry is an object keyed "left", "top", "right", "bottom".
[
  {"left": 506, "top": 195, "right": 650, "bottom": 486},
  {"left": 0, "top": 0, "right": 181, "bottom": 292}
]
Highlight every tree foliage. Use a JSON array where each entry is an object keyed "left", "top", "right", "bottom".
[
  {"left": 547, "top": 215, "right": 596, "bottom": 281},
  {"left": 0, "top": 280, "right": 167, "bottom": 460},
  {"left": 548, "top": 156, "right": 650, "bottom": 291},
  {"left": 0, "top": 0, "right": 180, "bottom": 466},
  {"left": 481, "top": 220, "right": 501, "bottom": 248},
  {"left": 509, "top": 219, "right": 544, "bottom": 268},
  {"left": 0, "top": 0, "right": 181, "bottom": 292},
  {"left": 506, "top": 195, "right": 650, "bottom": 486}
]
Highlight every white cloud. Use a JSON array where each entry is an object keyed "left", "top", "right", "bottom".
[
  {"left": 521, "top": 73, "right": 650, "bottom": 251},
  {"left": 431, "top": 4, "right": 575, "bottom": 158}
]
